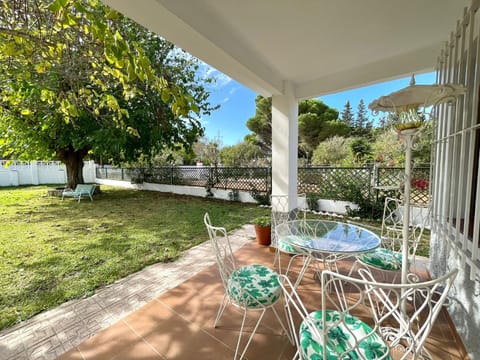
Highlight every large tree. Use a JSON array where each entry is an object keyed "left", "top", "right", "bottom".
[
  {"left": 220, "top": 141, "right": 263, "bottom": 166},
  {"left": 298, "top": 99, "right": 348, "bottom": 154},
  {"left": 245, "top": 96, "right": 272, "bottom": 152},
  {"left": 340, "top": 100, "right": 355, "bottom": 127},
  {"left": 246, "top": 96, "right": 346, "bottom": 155},
  {"left": 0, "top": 0, "right": 212, "bottom": 188}
]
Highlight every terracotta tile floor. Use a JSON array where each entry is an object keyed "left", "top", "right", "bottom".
[{"left": 57, "top": 240, "right": 468, "bottom": 360}]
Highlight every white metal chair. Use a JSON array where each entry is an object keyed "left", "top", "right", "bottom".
[
  {"left": 279, "top": 268, "right": 458, "bottom": 360},
  {"left": 203, "top": 213, "right": 290, "bottom": 359},
  {"left": 351, "top": 197, "right": 430, "bottom": 281},
  {"left": 271, "top": 194, "right": 309, "bottom": 277}
]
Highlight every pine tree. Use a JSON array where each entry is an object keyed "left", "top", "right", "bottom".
[
  {"left": 356, "top": 99, "right": 368, "bottom": 129},
  {"left": 341, "top": 101, "right": 354, "bottom": 127}
]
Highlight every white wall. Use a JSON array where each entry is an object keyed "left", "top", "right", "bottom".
[
  {"left": 0, "top": 160, "right": 96, "bottom": 187},
  {"left": 95, "top": 178, "right": 257, "bottom": 203}
]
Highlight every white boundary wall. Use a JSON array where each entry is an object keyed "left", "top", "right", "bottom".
[
  {"left": 95, "top": 178, "right": 257, "bottom": 203},
  {"left": 0, "top": 160, "right": 96, "bottom": 187}
]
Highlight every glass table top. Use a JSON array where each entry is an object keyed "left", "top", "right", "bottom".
[{"left": 276, "top": 219, "right": 380, "bottom": 254}]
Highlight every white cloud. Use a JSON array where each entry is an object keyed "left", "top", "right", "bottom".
[
  {"left": 166, "top": 47, "right": 233, "bottom": 90},
  {"left": 197, "top": 61, "right": 233, "bottom": 89},
  {"left": 222, "top": 97, "right": 229, "bottom": 103},
  {"left": 228, "top": 86, "right": 239, "bottom": 95}
]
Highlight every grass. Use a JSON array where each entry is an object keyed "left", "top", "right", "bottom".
[{"left": 0, "top": 185, "right": 269, "bottom": 330}]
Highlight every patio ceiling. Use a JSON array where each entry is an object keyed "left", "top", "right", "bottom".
[{"left": 102, "top": 0, "right": 469, "bottom": 99}]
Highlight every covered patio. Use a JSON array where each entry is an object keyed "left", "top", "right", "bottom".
[
  {"left": 57, "top": 226, "right": 467, "bottom": 359},
  {"left": 98, "top": 1, "right": 479, "bottom": 356}
]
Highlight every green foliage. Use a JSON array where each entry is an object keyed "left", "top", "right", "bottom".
[
  {"left": 0, "top": 0, "right": 214, "bottom": 187},
  {"left": 412, "top": 121, "right": 433, "bottom": 164},
  {"left": 313, "top": 174, "right": 383, "bottom": 219},
  {"left": 346, "top": 194, "right": 385, "bottom": 220},
  {"left": 246, "top": 96, "right": 342, "bottom": 157},
  {"left": 340, "top": 100, "right": 355, "bottom": 127},
  {"left": 246, "top": 96, "right": 272, "bottom": 151},
  {"left": 228, "top": 190, "right": 240, "bottom": 202},
  {"left": 194, "top": 137, "right": 222, "bottom": 166},
  {"left": 220, "top": 141, "right": 263, "bottom": 166},
  {"left": 311, "top": 136, "right": 352, "bottom": 166},
  {"left": 298, "top": 99, "right": 341, "bottom": 153},
  {"left": 253, "top": 215, "right": 271, "bottom": 227},
  {"left": 350, "top": 137, "right": 373, "bottom": 165},
  {"left": 372, "top": 128, "right": 405, "bottom": 166},
  {"left": 250, "top": 188, "right": 271, "bottom": 206},
  {"left": 354, "top": 99, "right": 372, "bottom": 130},
  {"left": 306, "top": 192, "right": 320, "bottom": 211},
  {"left": 0, "top": 185, "right": 269, "bottom": 330}
]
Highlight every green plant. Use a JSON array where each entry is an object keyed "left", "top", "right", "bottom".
[
  {"left": 250, "top": 187, "right": 271, "bottom": 206},
  {"left": 306, "top": 193, "right": 320, "bottom": 211},
  {"left": 228, "top": 190, "right": 240, "bottom": 202},
  {"left": 253, "top": 215, "right": 271, "bottom": 227}
]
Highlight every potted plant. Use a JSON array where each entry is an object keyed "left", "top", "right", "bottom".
[{"left": 253, "top": 215, "right": 271, "bottom": 246}]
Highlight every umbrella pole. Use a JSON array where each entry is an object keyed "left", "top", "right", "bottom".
[{"left": 401, "top": 130, "right": 415, "bottom": 313}]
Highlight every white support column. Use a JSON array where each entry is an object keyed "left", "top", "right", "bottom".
[{"left": 271, "top": 81, "right": 298, "bottom": 212}]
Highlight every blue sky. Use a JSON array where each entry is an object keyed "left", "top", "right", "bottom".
[{"left": 200, "top": 69, "right": 436, "bottom": 146}]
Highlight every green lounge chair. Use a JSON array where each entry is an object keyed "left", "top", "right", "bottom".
[{"left": 62, "top": 184, "right": 96, "bottom": 202}]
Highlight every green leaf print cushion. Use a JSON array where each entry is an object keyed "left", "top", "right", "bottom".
[
  {"left": 228, "top": 264, "right": 281, "bottom": 308},
  {"left": 358, "top": 248, "right": 403, "bottom": 271},
  {"left": 300, "top": 310, "right": 390, "bottom": 359}
]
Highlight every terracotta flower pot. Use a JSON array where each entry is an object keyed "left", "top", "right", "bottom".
[{"left": 254, "top": 225, "right": 271, "bottom": 246}]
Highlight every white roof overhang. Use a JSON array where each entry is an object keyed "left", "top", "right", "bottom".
[{"left": 102, "top": 0, "right": 469, "bottom": 99}]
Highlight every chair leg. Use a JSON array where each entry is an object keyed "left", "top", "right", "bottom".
[
  {"left": 347, "top": 259, "right": 361, "bottom": 277},
  {"left": 292, "top": 255, "right": 311, "bottom": 289},
  {"left": 271, "top": 305, "right": 293, "bottom": 344},
  {"left": 274, "top": 246, "right": 283, "bottom": 275},
  {"left": 237, "top": 308, "right": 266, "bottom": 360},
  {"left": 214, "top": 294, "right": 229, "bottom": 328}
]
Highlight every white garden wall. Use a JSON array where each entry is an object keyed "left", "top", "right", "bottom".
[
  {"left": 95, "top": 178, "right": 257, "bottom": 203},
  {"left": 0, "top": 160, "right": 96, "bottom": 187}
]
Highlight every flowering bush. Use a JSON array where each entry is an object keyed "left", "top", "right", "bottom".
[{"left": 412, "top": 178, "right": 429, "bottom": 190}]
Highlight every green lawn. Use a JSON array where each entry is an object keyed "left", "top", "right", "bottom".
[{"left": 0, "top": 185, "right": 269, "bottom": 330}]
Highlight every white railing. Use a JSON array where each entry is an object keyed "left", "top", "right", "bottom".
[
  {"left": 432, "top": 1, "right": 480, "bottom": 357},
  {"left": 0, "top": 160, "right": 96, "bottom": 187}
]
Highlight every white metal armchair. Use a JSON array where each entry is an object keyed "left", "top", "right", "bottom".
[
  {"left": 351, "top": 197, "right": 430, "bottom": 281},
  {"left": 271, "top": 194, "right": 309, "bottom": 276},
  {"left": 203, "top": 213, "right": 289, "bottom": 360},
  {"left": 279, "top": 268, "right": 457, "bottom": 360}
]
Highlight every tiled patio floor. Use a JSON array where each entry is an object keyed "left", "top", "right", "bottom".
[
  {"left": 1, "top": 224, "right": 468, "bottom": 359},
  {"left": 57, "top": 233, "right": 467, "bottom": 359}
]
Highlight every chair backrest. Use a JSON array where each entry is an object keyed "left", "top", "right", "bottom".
[
  {"left": 271, "top": 194, "right": 308, "bottom": 246},
  {"left": 75, "top": 184, "right": 96, "bottom": 194},
  {"left": 203, "top": 213, "right": 236, "bottom": 291},
  {"left": 279, "top": 268, "right": 458, "bottom": 360},
  {"left": 381, "top": 197, "right": 430, "bottom": 257}
]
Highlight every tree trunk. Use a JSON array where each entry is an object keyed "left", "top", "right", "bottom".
[{"left": 57, "top": 146, "right": 90, "bottom": 189}]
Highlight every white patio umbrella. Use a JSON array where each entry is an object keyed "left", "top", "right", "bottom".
[
  {"left": 369, "top": 75, "right": 465, "bottom": 292},
  {"left": 369, "top": 75, "right": 466, "bottom": 113}
]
